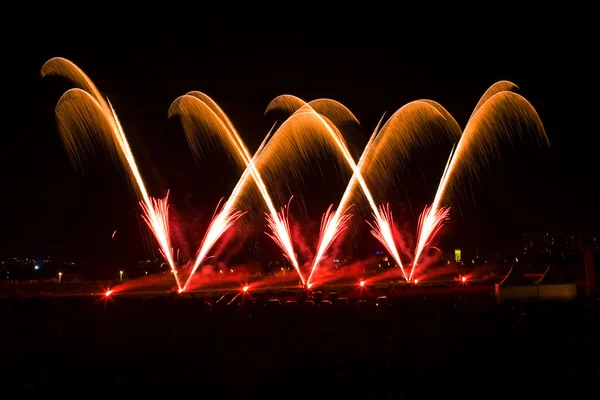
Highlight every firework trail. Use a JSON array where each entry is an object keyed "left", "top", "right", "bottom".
[
  {"left": 177, "top": 129, "right": 275, "bottom": 291},
  {"left": 169, "top": 94, "right": 306, "bottom": 288},
  {"left": 409, "top": 152, "right": 452, "bottom": 277},
  {"left": 267, "top": 97, "right": 459, "bottom": 284},
  {"left": 42, "top": 58, "right": 182, "bottom": 289},
  {"left": 171, "top": 95, "right": 348, "bottom": 286},
  {"left": 410, "top": 81, "right": 549, "bottom": 281},
  {"left": 307, "top": 113, "right": 384, "bottom": 285},
  {"left": 265, "top": 198, "right": 302, "bottom": 269},
  {"left": 266, "top": 95, "right": 409, "bottom": 284}
]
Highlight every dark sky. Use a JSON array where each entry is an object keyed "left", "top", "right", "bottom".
[{"left": 0, "top": 10, "right": 595, "bottom": 262}]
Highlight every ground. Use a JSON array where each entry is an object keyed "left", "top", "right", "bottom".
[{"left": 1, "top": 289, "right": 599, "bottom": 398}]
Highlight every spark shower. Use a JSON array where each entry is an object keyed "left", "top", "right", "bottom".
[{"left": 42, "top": 57, "right": 548, "bottom": 293}]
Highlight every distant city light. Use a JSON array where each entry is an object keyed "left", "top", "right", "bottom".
[
  {"left": 454, "top": 249, "right": 461, "bottom": 262},
  {"left": 34, "top": 265, "right": 39, "bottom": 270}
]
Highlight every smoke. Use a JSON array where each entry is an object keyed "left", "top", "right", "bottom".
[
  {"left": 309, "top": 257, "right": 377, "bottom": 286},
  {"left": 109, "top": 272, "right": 176, "bottom": 294},
  {"left": 288, "top": 210, "right": 317, "bottom": 262}
]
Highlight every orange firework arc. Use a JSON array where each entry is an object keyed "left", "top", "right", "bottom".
[
  {"left": 42, "top": 57, "right": 182, "bottom": 290},
  {"left": 410, "top": 82, "right": 549, "bottom": 281},
  {"left": 44, "top": 58, "right": 550, "bottom": 291},
  {"left": 267, "top": 96, "right": 461, "bottom": 284},
  {"left": 178, "top": 126, "right": 272, "bottom": 291},
  {"left": 171, "top": 94, "right": 370, "bottom": 287},
  {"left": 169, "top": 94, "right": 307, "bottom": 287},
  {"left": 265, "top": 95, "right": 408, "bottom": 284}
]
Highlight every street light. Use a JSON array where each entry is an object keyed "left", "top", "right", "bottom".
[
  {"left": 58, "top": 272, "right": 62, "bottom": 283},
  {"left": 119, "top": 270, "right": 124, "bottom": 282}
]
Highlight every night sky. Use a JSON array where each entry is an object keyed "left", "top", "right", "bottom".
[{"left": 0, "top": 10, "right": 595, "bottom": 263}]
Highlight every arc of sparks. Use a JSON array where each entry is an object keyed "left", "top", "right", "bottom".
[
  {"left": 172, "top": 95, "right": 367, "bottom": 287},
  {"left": 268, "top": 96, "right": 460, "bottom": 284},
  {"left": 169, "top": 95, "right": 306, "bottom": 289},
  {"left": 179, "top": 126, "right": 273, "bottom": 291},
  {"left": 42, "top": 58, "right": 182, "bottom": 290},
  {"left": 307, "top": 113, "right": 386, "bottom": 284},
  {"left": 410, "top": 83, "right": 549, "bottom": 281},
  {"left": 267, "top": 96, "right": 409, "bottom": 284}
]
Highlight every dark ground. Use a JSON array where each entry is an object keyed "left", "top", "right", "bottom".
[{"left": 1, "top": 292, "right": 599, "bottom": 399}]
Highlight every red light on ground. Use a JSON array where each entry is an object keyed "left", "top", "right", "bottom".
[
  {"left": 461, "top": 276, "right": 467, "bottom": 282},
  {"left": 105, "top": 290, "right": 112, "bottom": 297},
  {"left": 242, "top": 285, "right": 249, "bottom": 292},
  {"left": 359, "top": 281, "right": 365, "bottom": 287},
  {"left": 307, "top": 283, "right": 313, "bottom": 289},
  {"left": 178, "top": 288, "right": 184, "bottom": 293},
  {"left": 414, "top": 279, "right": 419, "bottom": 284}
]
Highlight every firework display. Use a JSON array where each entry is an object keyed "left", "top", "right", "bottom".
[{"left": 43, "top": 58, "right": 548, "bottom": 294}]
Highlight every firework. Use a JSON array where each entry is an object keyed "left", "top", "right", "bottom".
[
  {"left": 42, "top": 58, "right": 182, "bottom": 289},
  {"left": 267, "top": 97, "right": 459, "bottom": 284},
  {"left": 44, "top": 59, "right": 549, "bottom": 291},
  {"left": 306, "top": 113, "right": 384, "bottom": 285},
  {"left": 410, "top": 82, "right": 549, "bottom": 281},
  {"left": 265, "top": 96, "right": 408, "bottom": 284},
  {"left": 169, "top": 94, "right": 305, "bottom": 287}
]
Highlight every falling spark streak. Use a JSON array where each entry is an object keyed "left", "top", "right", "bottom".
[
  {"left": 170, "top": 95, "right": 305, "bottom": 288},
  {"left": 140, "top": 193, "right": 173, "bottom": 267},
  {"left": 366, "top": 203, "right": 408, "bottom": 279},
  {"left": 108, "top": 102, "right": 181, "bottom": 289},
  {"left": 42, "top": 58, "right": 181, "bottom": 290},
  {"left": 265, "top": 198, "right": 297, "bottom": 269},
  {"left": 409, "top": 86, "right": 548, "bottom": 282}
]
